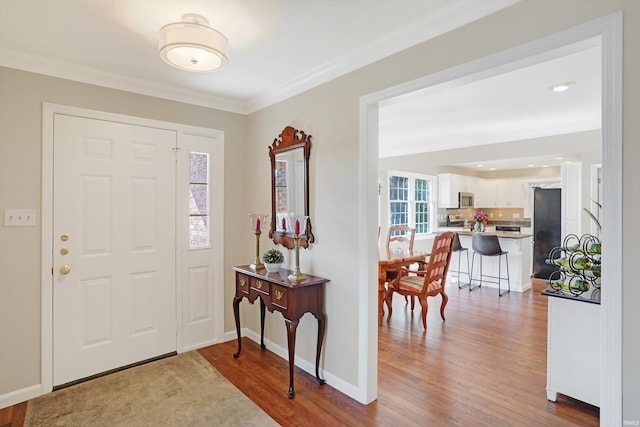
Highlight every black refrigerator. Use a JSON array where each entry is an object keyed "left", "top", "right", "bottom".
[{"left": 532, "top": 188, "right": 562, "bottom": 279}]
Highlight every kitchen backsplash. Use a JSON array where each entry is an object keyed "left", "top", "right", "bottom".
[{"left": 438, "top": 207, "right": 529, "bottom": 225}]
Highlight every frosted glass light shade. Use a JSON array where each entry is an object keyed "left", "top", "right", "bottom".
[{"left": 159, "top": 13, "right": 228, "bottom": 72}]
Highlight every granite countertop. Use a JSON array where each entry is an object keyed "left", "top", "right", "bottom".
[
  {"left": 456, "top": 230, "right": 532, "bottom": 239},
  {"left": 438, "top": 219, "right": 532, "bottom": 228}
]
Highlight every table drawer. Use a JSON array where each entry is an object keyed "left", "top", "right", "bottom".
[
  {"left": 237, "top": 273, "right": 250, "bottom": 294},
  {"left": 250, "top": 277, "right": 270, "bottom": 295},
  {"left": 272, "top": 284, "right": 288, "bottom": 309}
]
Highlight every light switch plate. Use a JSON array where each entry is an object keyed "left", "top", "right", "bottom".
[{"left": 4, "top": 209, "right": 36, "bottom": 227}]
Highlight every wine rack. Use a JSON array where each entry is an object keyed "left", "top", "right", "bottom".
[{"left": 544, "top": 233, "right": 601, "bottom": 300}]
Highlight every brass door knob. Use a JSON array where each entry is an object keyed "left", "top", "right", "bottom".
[{"left": 59, "top": 265, "right": 71, "bottom": 275}]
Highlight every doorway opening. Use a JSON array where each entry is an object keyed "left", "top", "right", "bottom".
[{"left": 359, "top": 13, "right": 622, "bottom": 422}]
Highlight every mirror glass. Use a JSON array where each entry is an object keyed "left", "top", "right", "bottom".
[{"left": 269, "top": 126, "right": 314, "bottom": 249}]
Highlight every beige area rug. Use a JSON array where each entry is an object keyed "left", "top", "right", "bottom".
[{"left": 24, "top": 351, "right": 278, "bottom": 426}]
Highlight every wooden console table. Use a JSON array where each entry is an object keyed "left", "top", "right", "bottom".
[{"left": 232, "top": 265, "right": 329, "bottom": 398}]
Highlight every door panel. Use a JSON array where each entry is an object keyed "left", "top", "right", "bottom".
[{"left": 53, "top": 114, "right": 177, "bottom": 386}]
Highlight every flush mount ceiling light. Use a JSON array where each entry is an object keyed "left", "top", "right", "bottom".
[
  {"left": 159, "top": 13, "right": 228, "bottom": 72},
  {"left": 551, "top": 81, "right": 576, "bottom": 92}
]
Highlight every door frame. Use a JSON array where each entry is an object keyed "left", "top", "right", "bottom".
[
  {"left": 359, "top": 12, "right": 622, "bottom": 423},
  {"left": 41, "top": 103, "right": 225, "bottom": 393}
]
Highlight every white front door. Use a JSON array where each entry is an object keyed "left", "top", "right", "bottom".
[{"left": 52, "top": 114, "right": 177, "bottom": 386}]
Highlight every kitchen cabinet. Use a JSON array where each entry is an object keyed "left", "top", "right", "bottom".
[
  {"left": 545, "top": 294, "right": 600, "bottom": 407},
  {"left": 438, "top": 174, "right": 527, "bottom": 209},
  {"left": 438, "top": 174, "right": 477, "bottom": 208},
  {"left": 507, "top": 180, "right": 525, "bottom": 207},
  {"left": 496, "top": 180, "right": 510, "bottom": 207},
  {"left": 437, "top": 174, "right": 456, "bottom": 208},
  {"left": 484, "top": 180, "right": 498, "bottom": 207},
  {"left": 495, "top": 180, "right": 525, "bottom": 207},
  {"left": 478, "top": 179, "right": 526, "bottom": 208}
]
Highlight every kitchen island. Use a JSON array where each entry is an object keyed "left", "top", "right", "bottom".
[{"left": 456, "top": 231, "right": 533, "bottom": 292}]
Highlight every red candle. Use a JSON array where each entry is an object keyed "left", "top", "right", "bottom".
[
  {"left": 256, "top": 217, "right": 260, "bottom": 232},
  {"left": 295, "top": 219, "right": 300, "bottom": 235},
  {"left": 282, "top": 217, "right": 286, "bottom": 231}
]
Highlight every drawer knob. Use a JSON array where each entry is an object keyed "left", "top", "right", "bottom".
[
  {"left": 275, "top": 289, "right": 283, "bottom": 301},
  {"left": 240, "top": 278, "right": 246, "bottom": 287},
  {"left": 256, "top": 280, "right": 263, "bottom": 289}
]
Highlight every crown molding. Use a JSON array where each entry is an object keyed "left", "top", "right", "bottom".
[{"left": 0, "top": 48, "right": 248, "bottom": 114}]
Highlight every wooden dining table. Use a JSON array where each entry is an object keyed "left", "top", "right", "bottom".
[{"left": 378, "top": 247, "right": 429, "bottom": 325}]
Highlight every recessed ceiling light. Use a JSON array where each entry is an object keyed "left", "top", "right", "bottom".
[
  {"left": 555, "top": 157, "right": 564, "bottom": 160},
  {"left": 527, "top": 164, "right": 535, "bottom": 167},
  {"left": 551, "top": 81, "right": 576, "bottom": 92},
  {"left": 489, "top": 167, "right": 496, "bottom": 171},
  {"left": 476, "top": 164, "right": 484, "bottom": 168}
]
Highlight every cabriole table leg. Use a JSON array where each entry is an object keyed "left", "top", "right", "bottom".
[{"left": 232, "top": 296, "right": 243, "bottom": 358}]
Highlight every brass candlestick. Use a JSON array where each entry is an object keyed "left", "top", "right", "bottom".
[
  {"left": 248, "top": 213, "right": 268, "bottom": 270},
  {"left": 288, "top": 234, "right": 307, "bottom": 281},
  {"left": 250, "top": 230, "right": 263, "bottom": 270}
]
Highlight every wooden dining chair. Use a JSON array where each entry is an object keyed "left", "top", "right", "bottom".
[
  {"left": 385, "top": 231, "right": 455, "bottom": 329},
  {"left": 384, "top": 225, "right": 416, "bottom": 307},
  {"left": 385, "top": 225, "right": 415, "bottom": 250}
]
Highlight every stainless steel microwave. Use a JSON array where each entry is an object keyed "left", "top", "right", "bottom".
[{"left": 459, "top": 192, "right": 474, "bottom": 208}]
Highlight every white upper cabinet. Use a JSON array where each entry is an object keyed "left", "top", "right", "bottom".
[
  {"left": 438, "top": 173, "right": 458, "bottom": 208},
  {"left": 508, "top": 180, "right": 526, "bottom": 208},
  {"left": 494, "top": 180, "right": 524, "bottom": 207},
  {"left": 479, "top": 180, "right": 497, "bottom": 207},
  {"left": 438, "top": 174, "right": 528, "bottom": 209},
  {"left": 438, "top": 174, "right": 477, "bottom": 208},
  {"left": 489, "top": 179, "right": 525, "bottom": 208},
  {"left": 437, "top": 174, "right": 458, "bottom": 208}
]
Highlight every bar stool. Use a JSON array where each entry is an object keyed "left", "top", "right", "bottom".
[
  {"left": 449, "top": 233, "right": 470, "bottom": 288},
  {"left": 469, "top": 234, "right": 510, "bottom": 297}
]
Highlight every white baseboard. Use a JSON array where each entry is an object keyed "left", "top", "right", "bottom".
[
  {"left": 181, "top": 338, "right": 222, "bottom": 353},
  {"left": 0, "top": 384, "right": 42, "bottom": 410},
  {"left": 223, "top": 328, "right": 360, "bottom": 401}
]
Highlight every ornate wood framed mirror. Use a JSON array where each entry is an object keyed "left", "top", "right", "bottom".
[{"left": 268, "top": 126, "right": 314, "bottom": 249}]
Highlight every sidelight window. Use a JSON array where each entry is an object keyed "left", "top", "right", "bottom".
[{"left": 189, "top": 152, "right": 210, "bottom": 248}]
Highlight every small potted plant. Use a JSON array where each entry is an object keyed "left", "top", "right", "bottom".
[{"left": 262, "top": 248, "right": 284, "bottom": 273}]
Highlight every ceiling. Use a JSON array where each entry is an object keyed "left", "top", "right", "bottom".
[
  {"left": 0, "top": 1, "right": 600, "bottom": 172},
  {"left": 0, "top": 0, "right": 517, "bottom": 114},
  {"left": 378, "top": 43, "right": 602, "bottom": 170}
]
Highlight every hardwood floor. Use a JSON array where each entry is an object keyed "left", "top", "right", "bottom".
[
  {"left": 200, "top": 279, "right": 599, "bottom": 426},
  {"left": 1, "top": 279, "right": 598, "bottom": 426}
]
